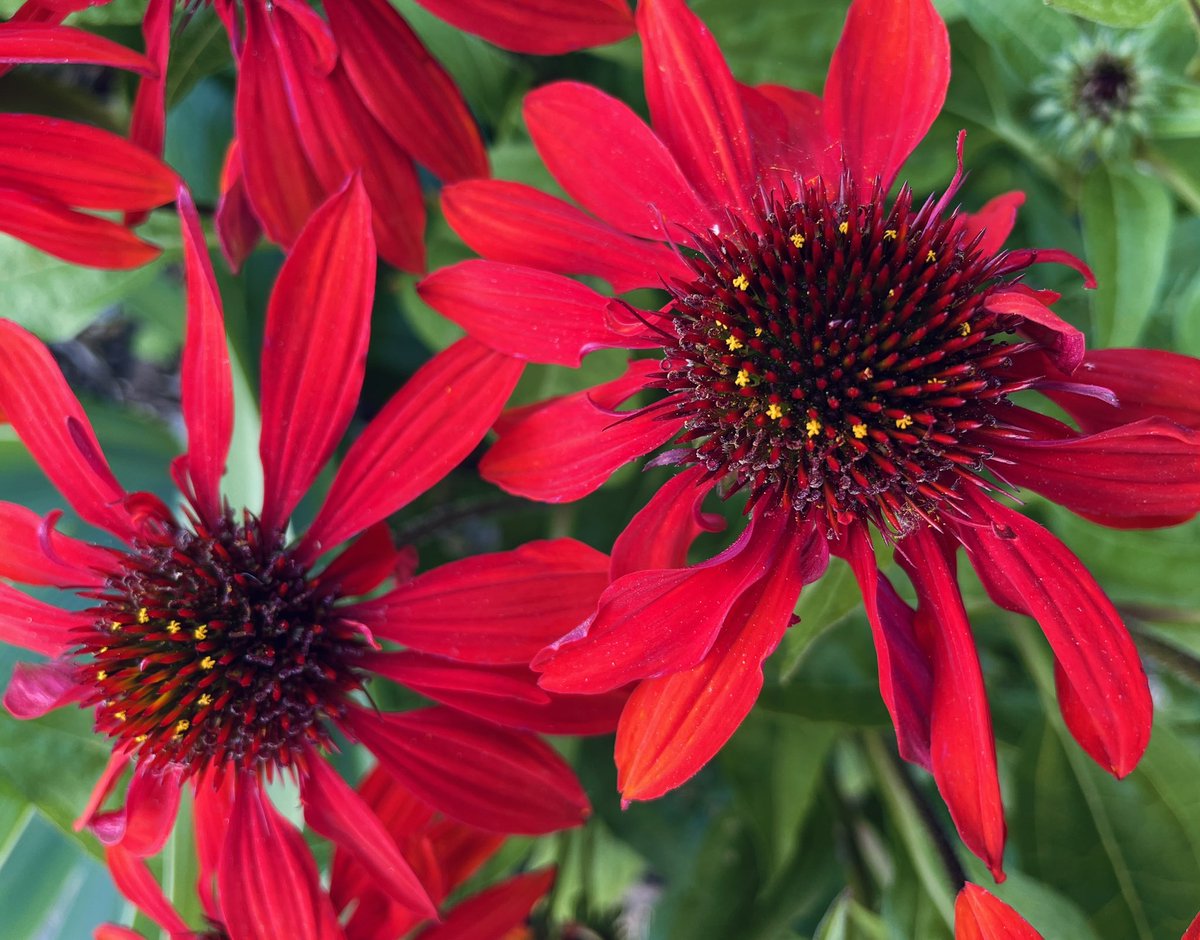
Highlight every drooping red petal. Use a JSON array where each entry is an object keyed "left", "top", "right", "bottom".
[
  {"left": 441, "top": 180, "right": 690, "bottom": 293},
  {"left": 0, "top": 23, "right": 155, "bottom": 72},
  {"left": 300, "top": 757, "right": 437, "bottom": 920},
  {"left": 959, "top": 192, "right": 1025, "bottom": 257},
  {"left": 637, "top": 0, "right": 755, "bottom": 212},
  {"left": 0, "top": 187, "right": 161, "bottom": 269},
  {"left": 609, "top": 466, "right": 724, "bottom": 578},
  {"left": 955, "top": 883, "right": 1043, "bottom": 940},
  {"left": 2, "top": 659, "right": 86, "bottom": 719},
  {"left": 419, "top": 868, "right": 556, "bottom": 940},
  {"left": 105, "top": 845, "right": 190, "bottom": 935},
  {"left": 524, "top": 81, "right": 713, "bottom": 240},
  {"left": 219, "top": 779, "right": 339, "bottom": 940},
  {"left": 74, "top": 751, "right": 129, "bottom": 834},
  {"left": 326, "top": 0, "right": 487, "bottom": 182},
  {"left": 126, "top": 0, "right": 169, "bottom": 175},
  {"left": 984, "top": 286, "right": 1085, "bottom": 373},
  {"left": 89, "top": 762, "right": 184, "bottom": 857},
  {"left": 0, "top": 502, "right": 113, "bottom": 586},
  {"left": 193, "top": 768, "right": 235, "bottom": 924},
  {"left": 344, "top": 706, "right": 590, "bottom": 835},
  {"left": 481, "top": 360, "right": 681, "bottom": 502},
  {"left": 617, "top": 518, "right": 826, "bottom": 801},
  {"left": 414, "top": 0, "right": 633, "bottom": 53},
  {"left": 535, "top": 508, "right": 794, "bottom": 694},
  {"left": 177, "top": 185, "right": 233, "bottom": 525},
  {"left": 258, "top": 176, "right": 375, "bottom": 536},
  {"left": 0, "top": 580, "right": 92, "bottom": 657},
  {"left": 215, "top": 140, "right": 262, "bottom": 272},
  {"left": 831, "top": 523, "right": 934, "bottom": 769},
  {"left": 898, "top": 527, "right": 1006, "bottom": 881},
  {"left": 951, "top": 487, "right": 1151, "bottom": 779},
  {"left": 354, "top": 538, "right": 608, "bottom": 664},
  {"left": 299, "top": 338, "right": 523, "bottom": 561},
  {"left": 0, "top": 115, "right": 177, "bottom": 210},
  {"left": 823, "top": 0, "right": 949, "bottom": 191},
  {"left": 0, "top": 321, "right": 137, "bottom": 539}
]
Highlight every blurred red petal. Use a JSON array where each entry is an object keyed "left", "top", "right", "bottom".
[
  {"left": 609, "top": 466, "right": 723, "bottom": 578},
  {"left": 1184, "top": 910, "right": 1200, "bottom": 940},
  {"left": 415, "top": 0, "right": 633, "bottom": 53},
  {"left": 0, "top": 23, "right": 155, "bottom": 72},
  {"left": 955, "top": 883, "right": 1043, "bottom": 939},
  {"left": 90, "top": 762, "right": 184, "bottom": 857},
  {"left": 105, "top": 845, "right": 189, "bottom": 935},
  {"left": 419, "top": 868, "right": 556, "bottom": 940},
  {"left": 3, "top": 659, "right": 86, "bottom": 718},
  {"left": 0, "top": 580, "right": 92, "bottom": 657},
  {"left": 0, "top": 187, "right": 160, "bottom": 269},
  {"left": 215, "top": 140, "right": 262, "bottom": 271},
  {"left": 0, "top": 502, "right": 112, "bottom": 586},
  {"left": 127, "top": 0, "right": 169, "bottom": 168}
]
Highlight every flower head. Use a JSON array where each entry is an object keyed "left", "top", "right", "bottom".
[{"left": 418, "top": 0, "right": 1200, "bottom": 880}]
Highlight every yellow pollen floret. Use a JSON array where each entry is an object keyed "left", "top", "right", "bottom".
[
  {"left": 887, "top": 289, "right": 895, "bottom": 298},
  {"left": 110, "top": 621, "right": 122, "bottom": 632},
  {"left": 929, "top": 377, "right": 946, "bottom": 386},
  {"left": 726, "top": 335, "right": 744, "bottom": 351},
  {"left": 959, "top": 322, "right": 972, "bottom": 336},
  {"left": 883, "top": 229, "right": 897, "bottom": 241},
  {"left": 862, "top": 368, "right": 874, "bottom": 379},
  {"left": 838, "top": 221, "right": 849, "bottom": 235},
  {"left": 99, "top": 647, "right": 108, "bottom": 654},
  {"left": 895, "top": 414, "right": 914, "bottom": 429},
  {"left": 96, "top": 670, "right": 107, "bottom": 681},
  {"left": 198, "top": 694, "right": 213, "bottom": 707},
  {"left": 790, "top": 233, "right": 805, "bottom": 248},
  {"left": 754, "top": 327, "right": 763, "bottom": 337},
  {"left": 926, "top": 250, "right": 937, "bottom": 263},
  {"left": 766, "top": 404, "right": 785, "bottom": 420},
  {"left": 805, "top": 418, "right": 822, "bottom": 437},
  {"left": 200, "top": 656, "right": 216, "bottom": 671},
  {"left": 732, "top": 274, "right": 749, "bottom": 291},
  {"left": 167, "top": 620, "right": 181, "bottom": 634},
  {"left": 174, "top": 720, "right": 190, "bottom": 735},
  {"left": 137, "top": 608, "right": 149, "bottom": 624},
  {"left": 852, "top": 423, "right": 869, "bottom": 439},
  {"left": 194, "top": 624, "right": 208, "bottom": 641},
  {"left": 735, "top": 369, "right": 751, "bottom": 387},
  {"left": 114, "top": 711, "right": 126, "bottom": 722},
  {"left": 134, "top": 734, "right": 148, "bottom": 743}
]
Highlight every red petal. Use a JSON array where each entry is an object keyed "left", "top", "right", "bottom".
[
  {"left": 94, "top": 927, "right": 144, "bottom": 940},
  {"left": 441, "top": 179, "right": 689, "bottom": 293},
  {"left": 215, "top": 140, "right": 262, "bottom": 271},
  {"left": 0, "top": 23, "right": 155, "bottom": 72},
  {"left": 0, "top": 502, "right": 112, "bottom": 586},
  {"left": 984, "top": 286, "right": 1085, "bottom": 373},
  {"left": 0, "top": 579, "right": 91, "bottom": 657},
  {"left": 0, "top": 186, "right": 160, "bottom": 269},
  {"left": 823, "top": 0, "right": 949, "bottom": 190},
  {"left": 1184, "top": 909, "right": 1200, "bottom": 940},
  {"left": 414, "top": 0, "right": 633, "bottom": 53},
  {"left": 314, "top": 521, "right": 409, "bottom": 597},
  {"left": 418, "top": 261, "right": 624, "bottom": 367},
  {"left": 524, "top": 81, "right": 712, "bottom": 240},
  {"left": 301, "top": 757, "right": 437, "bottom": 920},
  {"left": 481, "top": 360, "right": 680, "bottom": 502},
  {"left": 105, "top": 845, "right": 189, "bottom": 935},
  {"left": 74, "top": 751, "right": 129, "bottom": 834},
  {"left": 2, "top": 658, "right": 86, "bottom": 719},
  {"left": 325, "top": 0, "right": 487, "bottom": 182},
  {"left": 193, "top": 768, "right": 234, "bottom": 923},
  {"left": 90, "top": 762, "right": 184, "bottom": 857},
  {"left": 898, "top": 527, "right": 1006, "bottom": 881},
  {"left": 751, "top": 83, "right": 842, "bottom": 186},
  {"left": 420, "top": 868, "right": 556, "bottom": 940},
  {"left": 178, "top": 186, "right": 233, "bottom": 525},
  {"left": 959, "top": 192, "right": 1025, "bottom": 257},
  {"left": 219, "top": 780, "right": 339, "bottom": 940},
  {"left": 1046, "top": 347, "right": 1200, "bottom": 433},
  {"left": 535, "top": 508, "right": 795, "bottom": 694},
  {"left": 354, "top": 538, "right": 608, "bottom": 664},
  {"left": 617, "top": 519, "right": 825, "bottom": 801},
  {"left": 258, "top": 177, "right": 375, "bottom": 536},
  {"left": 344, "top": 706, "right": 590, "bottom": 834},
  {"left": 126, "top": 0, "right": 169, "bottom": 174},
  {"left": 299, "top": 338, "right": 523, "bottom": 560},
  {"left": 610, "top": 466, "right": 723, "bottom": 578},
  {"left": 637, "top": 0, "right": 755, "bottom": 212},
  {"left": 0, "top": 115, "right": 176, "bottom": 210},
  {"left": 951, "top": 488, "right": 1151, "bottom": 778},
  {"left": 955, "top": 883, "right": 1043, "bottom": 940}
]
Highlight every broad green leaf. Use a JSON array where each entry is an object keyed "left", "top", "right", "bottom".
[
  {"left": 959, "top": 861, "right": 1102, "bottom": 939},
  {"left": 776, "top": 559, "right": 863, "bottom": 681},
  {"left": 166, "top": 7, "right": 234, "bottom": 108},
  {"left": 165, "top": 78, "right": 234, "bottom": 207},
  {"left": 1148, "top": 83, "right": 1200, "bottom": 140},
  {"left": 662, "top": 811, "right": 759, "bottom": 940},
  {"left": 958, "top": 0, "right": 1077, "bottom": 78},
  {"left": 1080, "top": 164, "right": 1172, "bottom": 347},
  {"left": 1044, "top": 0, "right": 1174, "bottom": 28}
]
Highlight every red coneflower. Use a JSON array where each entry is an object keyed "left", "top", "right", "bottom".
[
  {"left": 0, "top": 178, "right": 590, "bottom": 939},
  {"left": 417, "top": 0, "right": 1200, "bottom": 880}
]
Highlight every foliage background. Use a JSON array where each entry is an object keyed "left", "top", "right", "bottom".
[{"left": 1, "top": 0, "right": 1199, "bottom": 937}]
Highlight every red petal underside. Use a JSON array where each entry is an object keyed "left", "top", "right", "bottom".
[
  {"left": 0, "top": 115, "right": 176, "bottom": 210},
  {"left": 955, "top": 883, "right": 1043, "bottom": 940},
  {"left": 1046, "top": 347, "right": 1200, "bottom": 433},
  {"left": 258, "top": 177, "right": 375, "bottom": 536},
  {"left": 326, "top": 0, "right": 487, "bottom": 182},
  {"left": 418, "top": 260, "right": 624, "bottom": 367},
  {"left": 535, "top": 508, "right": 796, "bottom": 694},
  {"left": 344, "top": 706, "right": 590, "bottom": 835},
  {"left": 126, "top": 0, "right": 169, "bottom": 176},
  {"left": 984, "top": 286, "right": 1085, "bottom": 374},
  {"left": 0, "top": 501, "right": 112, "bottom": 586},
  {"left": 0, "top": 321, "right": 135, "bottom": 539},
  {"left": 823, "top": 0, "right": 949, "bottom": 191},
  {"left": 481, "top": 359, "right": 680, "bottom": 503},
  {"left": 638, "top": 0, "right": 755, "bottom": 213},
  {"left": 356, "top": 538, "right": 608, "bottom": 664},
  {"left": 609, "top": 465, "right": 724, "bottom": 578},
  {"left": 301, "top": 757, "right": 437, "bottom": 920},
  {"left": 959, "top": 192, "right": 1025, "bottom": 257},
  {"left": 0, "top": 23, "right": 154, "bottom": 72},
  {"left": 524, "top": 81, "right": 713, "bottom": 240},
  {"left": 178, "top": 186, "right": 233, "bottom": 525},
  {"left": 441, "top": 179, "right": 690, "bottom": 293},
  {"left": 833, "top": 523, "right": 934, "bottom": 768},
  {"left": 986, "top": 411, "right": 1200, "bottom": 528},
  {"left": 215, "top": 140, "right": 262, "bottom": 272},
  {"left": 413, "top": 0, "right": 633, "bottom": 54},
  {"left": 299, "top": 338, "right": 523, "bottom": 561},
  {"left": 419, "top": 868, "right": 556, "bottom": 940},
  {"left": 105, "top": 845, "right": 189, "bottom": 935},
  {"left": 90, "top": 762, "right": 184, "bottom": 857},
  {"left": 952, "top": 487, "right": 1151, "bottom": 778},
  {"left": 2, "top": 659, "right": 86, "bottom": 719},
  {"left": 219, "top": 780, "right": 340, "bottom": 940},
  {"left": 0, "top": 186, "right": 160, "bottom": 269},
  {"left": 898, "top": 527, "right": 1006, "bottom": 881},
  {"left": 616, "top": 518, "right": 826, "bottom": 801}
]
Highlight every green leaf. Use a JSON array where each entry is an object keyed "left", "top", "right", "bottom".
[
  {"left": 165, "top": 78, "right": 234, "bottom": 207},
  {"left": 1148, "top": 83, "right": 1200, "bottom": 140},
  {"left": 957, "top": 0, "right": 1077, "bottom": 78},
  {"left": 776, "top": 559, "right": 863, "bottom": 681},
  {"left": 1043, "top": 0, "right": 1175, "bottom": 28},
  {"left": 1080, "top": 164, "right": 1172, "bottom": 347},
  {"left": 166, "top": 7, "right": 234, "bottom": 109}
]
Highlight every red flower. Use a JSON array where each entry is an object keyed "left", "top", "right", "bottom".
[
  {"left": 955, "top": 884, "right": 1042, "bottom": 939},
  {"left": 417, "top": 0, "right": 1200, "bottom": 880},
  {"left": 0, "top": 178, "right": 589, "bottom": 939}
]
